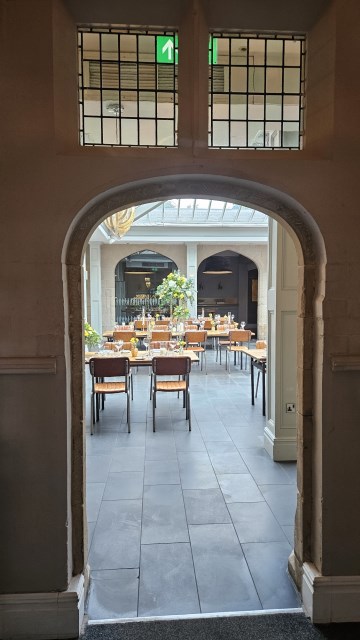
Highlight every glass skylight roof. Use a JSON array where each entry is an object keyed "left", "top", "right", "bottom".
[{"left": 132, "top": 199, "right": 269, "bottom": 226}]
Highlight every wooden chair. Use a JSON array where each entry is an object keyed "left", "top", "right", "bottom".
[
  {"left": 151, "top": 356, "right": 192, "bottom": 432},
  {"left": 225, "top": 329, "right": 252, "bottom": 372},
  {"left": 150, "top": 330, "right": 171, "bottom": 342},
  {"left": 184, "top": 323, "right": 198, "bottom": 330},
  {"left": 89, "top": 357, "right": 132, "bottom": 434},
  {"left": 255, "top": 340, "right": 267, "bottom": 397},
  {"left": 113, "top": 330, "right": 136, "bottom": 343},
  {"left": 185, "top": 330, "right": 207, "bottom": 373},
  {"left": 216, "top": 324, "right": 236, "bottom": 362}
]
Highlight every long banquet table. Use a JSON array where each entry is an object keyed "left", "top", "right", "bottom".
[{"left": 85, "top": 349, "right": 199, "bottom": 367}]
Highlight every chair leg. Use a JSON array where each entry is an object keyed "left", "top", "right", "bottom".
[
  {"left": 152, "top": 389, "right": 156, "bottom": 432},
  {"left": 149, "top": 373, "right": 153, "bottom": 399},
  {"left": 95, "top": 393, "right": 100, "bottom": 421},
  {"left": 127, "top": 391, "right": 131, "bottom": 433},
  {"left": 91, "top": 392, "right": 95, "bottom": 435},
  {"left": 255, "top": 371, "right": 260, "bottom": 398},
  {"left": 187, "top": 389, "right": 191, "bottom": 431}
]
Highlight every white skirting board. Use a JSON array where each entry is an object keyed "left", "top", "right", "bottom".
[
  {"left": 302, "top": 563, "right": 360, "bottom": 623},
  {"left": 0, "top": 574, "right": 85, "bottom": 640}
]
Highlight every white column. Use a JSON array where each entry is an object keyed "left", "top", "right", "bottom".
[
  {"left": 89, "top": 242, "right": 102, "bottom": 335},
  {"left": 186, "top": 243, "right": 198, "bottom": 318},
  {"left": 265, "top": 219, "right": 297, "bottom": 461}
]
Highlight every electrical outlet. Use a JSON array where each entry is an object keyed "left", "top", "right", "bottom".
[{"left": 286, "top": 403, "right": 296, "bottom": 413}]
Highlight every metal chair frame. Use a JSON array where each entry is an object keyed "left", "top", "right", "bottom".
[
  {"left": 89, "top": 357, "right": 132, "bottom": 434},
  {"left": 151, "top": 356, "right": 191, "bottom": 432}
]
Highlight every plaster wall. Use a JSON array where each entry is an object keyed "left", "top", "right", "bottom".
[{"left": 1, "top": 0, "right": 360, "bottom": 613}]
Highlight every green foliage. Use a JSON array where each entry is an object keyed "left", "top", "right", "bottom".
[
  {"left": 84, "top": 321, "right": 101, "bottom": 349},
  {"left": 156, "top": 271, "right": 195, "bottom": 308}
]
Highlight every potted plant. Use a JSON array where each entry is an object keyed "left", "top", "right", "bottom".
[
  {"left": 130, "top": 336, "right": 139, "bottom": 357},
  {"left": 84, "top": 321, "right": 101, "bottom": 351},
  {"left": 156, "top": 271, "right": 195, "bottom": 319}
]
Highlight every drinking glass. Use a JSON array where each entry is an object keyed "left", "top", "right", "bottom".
[
  {"left": 115, "top": 339, "right": 123, "bottom": 353},
  {"left": 143, "top": 336, "right": 149, "bottom": 354},
  {"left": 240, "top": 321, "right": 246, "bottom": 329}
]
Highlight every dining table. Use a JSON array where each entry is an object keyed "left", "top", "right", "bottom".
[
  {"left": 85, "top": 349, "right": 199, "bottom": 367},
  {"left": 238, "top": 347, "right": 267, "bottom": 415}
]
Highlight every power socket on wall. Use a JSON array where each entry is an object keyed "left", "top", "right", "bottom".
[{"left": 286, "top": 403, "right": 296, "bottom": 413}]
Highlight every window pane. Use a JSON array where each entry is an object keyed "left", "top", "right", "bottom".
[
  {"left": 284, "top": 68, "right": 300, "bottom": 93},
  {"left": 139, "top": 119, "right": 156, "bottom": 145},
  {"left": 283, "top": 96, "right": 300, "bottom": 120},
  {"left": 84, "top": 90, "right": 101, "bottom": 116},
  {"left": 103, "top": 118, "right": 119, "bottom": 144},
  {"left": 157, "top": 120, "right": 174, "bottom": 145},
  {"left": 84, "top": 117, "right": 101, "bottom": 144},
  {"left": 213, "top": 120, "right": 229, "bottom": 146},
  {"left": 266, "top": 95, "right": 282, "bottom": 120},
  {"left": 248, "top": 96, "right": 264, "bottom": 120},
  {"left": 101, "top": 34, "right": 118, "bottom": 60},
  {"left": 82, "top": 33, "right": 100, "bottom": 60},
  {"left": 213, "top": 95, "right": 229, "bottom": 119},
  {"left": 121, "top": 118, "right": 138, "bottom": 145},
  {"left": 267, "top": 39, "right": 283, "bottom": 65},
  {"left": 266, "top": 68, "right": 282, "bottom": 93},
  {"left": 249, "top": 67, "right": 264, "bottom": 93},
  {"left": 283, "top": 121, "right": 300, "bottom": 147},
  {"left": 139, "top": 92, "right": 155, "bottom": 117},
  {"left": 284, "top": 40, "right": 301, "bottom": 66},
  {"left": 230, "top": 94, "right": 247, "bottom": 119},
  {"left": 249, "top": 39, "right": 265, "bottom": 65},
  {"left": 230, "top": 121, "right": 246, "bottom": 146},
  {"left": 230, "top": 67, "right": 247, "bottom": 92},
  {"left": 248, "top": 121, "right": 264, "bottom": 147}
]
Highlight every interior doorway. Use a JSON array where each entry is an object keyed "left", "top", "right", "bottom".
[{"left": 64, "top": 173, "right": 325, "bottom": 624}]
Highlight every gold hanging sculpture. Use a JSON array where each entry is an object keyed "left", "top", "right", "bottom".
[{"left": 103, "top": 207, "right": 135, "bottom": 238}]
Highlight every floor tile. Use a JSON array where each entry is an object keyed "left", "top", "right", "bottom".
[
  {"left": 89, "top": 500, "right": 142, "bottom": 570},
  {"left": 259, "top": 484, "right": 297, "bottom": 526},
  {"left": 240, "top": 449, "right": 292, "bottom": 484},
  {"left": 183, "top": 488, "right": 231, "bottom": 524},
  {"left": 103, "top": 471, "right": 144, "bottom": 500},
  {"left": 242, "top": 541, "right": 300, "bottom": 609},
  {"left": 208, "top": 449, "right": 248, "bottom": 474},
  {"left": 86, "top": 483, "right": 105, "bottom": 523},
  {"left": 87, "top": 569, "right": 139, "bottom": 619},
  {"left": 110, "top": 447, "right": 145, "bottom": 472},
  {"left": 174, "top": 431, "right": 207, "bottom": 452},
  {"left": 228, "top": 502, "right": 287, "bottom": 543},
  {"left": 189, "top": 524, "right": 262, "bottom": 613},
  {"left": 218, "top": 473, "right": 264, "bottom": 503},
  {"left": 87, "top": 455, "right": 111, "bottom": 483},
  {"left": 197, "top": 422, "right": 232, "bottom": 442},
  {"left": 86, "top": 432, "right": 118, "bottom": 455},
  {"left": 144, "top": 459, "right": 180, "bottom": 485},
  {"left": 282, "top": 525, "right": 295, "bottom": 545},
  {"left": 142, "top": 485, "right": 189, "bottom": 544},
  {"left": 178, "top": 454, "right": 218, "bottom": 490},
  {"left": 227, "top": 427, "right": 264, "bottom": 449},
  {"left": 138, "top": 543, "right": 200, "bottom": 617}
]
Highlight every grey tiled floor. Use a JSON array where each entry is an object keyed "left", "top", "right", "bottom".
[{"left": 85, "top": 350, "right": 299, "bottom": 620}]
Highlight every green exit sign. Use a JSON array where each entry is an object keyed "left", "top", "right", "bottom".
[{"left": 156, "top": 35, "right": 217, "bottom": 64}]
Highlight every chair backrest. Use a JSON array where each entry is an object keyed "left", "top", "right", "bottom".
[
  {"left": 256, "top": 340, "right": 267, "bottom": 349},
  {"left": 185, "top": 330, "right": 207, "bottom": 345},
  {"left": 113, "top": 330, "right": 136, "bottom": 342},
  {"left": 185, "top": 324, "right": 198, "bottom": 330},
  {"left": 134, "top": 319, "right": 148, "bottom": 330},
  {"left": 151, "top": 330, "right": 171, "bottom": 341},
  {"left": 152, "top": 356, "right": 191, "bottom": 376},
  {"left": 104, "top": 342, "right": 117, "bottom": 351},
  {"left": 155, "top": 319, "right": 170, "bottom": 326},
  {"left": 90, "top": 357, "right": 130, "bottom": 377},
  {"left": 229, "top": 329, "right": 252, "bottom": 344},
  {"left": 203, "top": 320, "right": 212, "bottom": 330},
  {"left": 115, "top": 325, "right": 132, "bottom": 331}
]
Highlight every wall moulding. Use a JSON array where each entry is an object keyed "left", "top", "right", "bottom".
[{"left": 0, "top": 357, "right": 57, "bottom": 375}]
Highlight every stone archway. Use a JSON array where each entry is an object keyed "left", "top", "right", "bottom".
[{"left": 64, "top": 173, "right": 325, "bottom": 599}]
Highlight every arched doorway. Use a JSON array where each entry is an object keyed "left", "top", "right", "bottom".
[
  {"left": 114, "top": 250, "right": 178, "bottom": 323},
  {"left": 64, "top": 174, "right": 325, "bottom": 617},
  {"left": 197, "top": 250, "right": 259, "bottom": 335}
]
